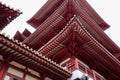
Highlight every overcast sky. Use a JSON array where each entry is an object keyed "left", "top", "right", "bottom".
[{"left": 1, "top": 0, "right": 120, "bottom": 47}]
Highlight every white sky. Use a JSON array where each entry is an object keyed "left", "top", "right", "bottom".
[{"left": 1, "top": 0, "right": 120, "bottom": 47}]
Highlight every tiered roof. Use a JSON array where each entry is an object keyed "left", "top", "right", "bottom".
[
  {"left": 14, "top": 29, "right": 31, "bottom": 42},
  {"left": 24, "top": 0, "right": 111, "bottom": 50},
  {"left": 0, "top": 0, "right": 120, "bottom": 80},
  {"left": 22, "top": 0, "right": 120, "bottom": 79},
  {"left": 27, "top": 0, "right": 109, "bottom": 30}
]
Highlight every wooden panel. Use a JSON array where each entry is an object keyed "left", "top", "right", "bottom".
[
  {"left": 28, "top": 68, "right": 40, "bottom": 77},
  {"left": 7, "top": 67, "right": 23, "bottom": 78},
  {"left": 10, "top": 61, "right": 25, "bottom": 69},
  {"left": 25, "top": 75, "right": 38, "bottom": 80}
]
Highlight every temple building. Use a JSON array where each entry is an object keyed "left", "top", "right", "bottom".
[{"left": 0, "top": 0, "right": 120, "bottom": 80}]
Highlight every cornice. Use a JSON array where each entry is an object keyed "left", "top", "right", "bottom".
[{"left": 0, "top": 31, "right": 72, "bottom": 79}]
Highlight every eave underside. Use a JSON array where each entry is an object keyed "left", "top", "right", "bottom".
[
  {"left": 0, "top": 34, "right": 71, "bottom": 80},
  {"left": 23, "top": 0, "right": 120, "bottom": 60},
  {"left": 37, "top": 17, "right": 120, "bottom": 79},
  {"left": 27, "top": 0, "right": 109, "bottom": 30}
]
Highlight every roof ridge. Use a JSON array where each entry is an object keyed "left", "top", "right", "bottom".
[{"left": 0, "top": 1, "right": 21, "bottom": 14}]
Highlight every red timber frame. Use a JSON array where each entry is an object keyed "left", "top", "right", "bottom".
[
  {"left": 0, "top": 33, "right": 71, "bottom": 80},
  {"left": 0, "top": 58, "right": 10, "bottom": 80},
  {"left": 4, "top": 63, "right": 40, "bottom": 80},
  {"left": 67, "top": 57, "right": 105, "bottom": 80}
]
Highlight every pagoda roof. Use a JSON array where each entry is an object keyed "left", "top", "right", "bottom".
[
  {"left": 21, "top": 0, "right": 120, "bottom": 79},
  {"left": 0, "top": 32, "right": 71, "bottom": 79},
  {"left": 23, "top": 0, "right": 112, "bottom": 50},
  {"left": 0, "top": 2, "right": 22, "bottom": 30},
  {"left": 36, "top": 16, "right": 120, "bottom": 79},
  {"left": 13, "top": 31, "right": 26, "bottom": 42},
  {"left": 27, "top": 0, "right": 109, "bottom": 30},
  {"left": 14, "top": 29, "right": 31, "bottom": 42},
  {"left": 22, "top": 0, "right": 120, "bottom": 60}
]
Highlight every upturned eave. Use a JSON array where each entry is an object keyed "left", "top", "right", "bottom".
[{"left": 0, "top": 2, "right": 22, "bottom": 30}]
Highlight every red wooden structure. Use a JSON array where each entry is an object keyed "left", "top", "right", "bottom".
[
  {"left": 0, "top": 2, "right": 21, "bottom": 30},
  {"left": 0, "top": 0, "right": 120, "bottom": 80}
]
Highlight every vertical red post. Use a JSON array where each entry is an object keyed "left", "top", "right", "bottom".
[
  {"left": 0, "top": 58, "right": 10, "bottom": 80},
  {"left": 75, "top": 58, "right": 79, "bottom": 69},
  {"left": 21, "top": 68, "right": 28, "bottom": 80}
]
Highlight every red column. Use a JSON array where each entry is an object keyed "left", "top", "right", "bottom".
[
  {"left": 0, "top": 58, "right": 10, "bottom": 80},
  {"left": 21, "top": 68, "right": 28, "bottom": 80},
  {"left": 0, "top": 61, "right": 2, "bottom": 71}
]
